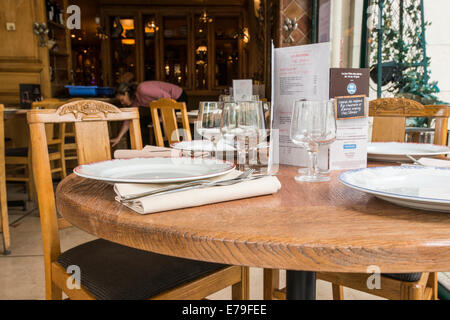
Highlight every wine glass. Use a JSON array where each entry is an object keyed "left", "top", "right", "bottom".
[
  {"left": 195, "top": 101, "right": 223, "bottom": 157},
  {"left": 219, "top": 95, "right": 233, "bottom": 102},
  {"left": 290, "top": 100, "right": 336, "bottom": 182},
  {"left": 220, "top": 100, "right": 267, "bottom": 170}
]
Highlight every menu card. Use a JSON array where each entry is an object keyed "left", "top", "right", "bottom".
[
  {"left": 232, "top": 79, "right": 253, "bottom": 101},
  {"left": 329, "top": 68, "right": 369, "bottom": 170},
  {"left": 271, "top": 42, "right": 331, "bottom": 166}
]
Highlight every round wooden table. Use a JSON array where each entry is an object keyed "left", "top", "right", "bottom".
[{"left": 56, "top": 165, "right": 450, "bottom": 299}]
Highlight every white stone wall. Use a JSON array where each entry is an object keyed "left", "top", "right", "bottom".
[{"left": 424, "top": 0, "right": 450, "bottom": 103}]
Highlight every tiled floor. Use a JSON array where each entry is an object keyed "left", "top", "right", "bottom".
[{"left": 0, "top": 185, "right": 382, "bottom": 300}]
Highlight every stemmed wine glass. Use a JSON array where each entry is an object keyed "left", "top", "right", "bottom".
[
  {"left": 290, "top": 100, "right": 336, "bottom": 182},
  {"left": 195, "top": 101, "right": 223, "bottom": 158},
  {"left": 220, "top": 100, "right": 267, "bottom": 170}
]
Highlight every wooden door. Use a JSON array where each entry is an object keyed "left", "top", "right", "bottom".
[{"left": 0, "top": 0, "right": 50, "bottom": 103}]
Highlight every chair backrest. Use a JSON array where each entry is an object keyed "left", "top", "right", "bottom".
[
  {"left": 150, "top": 98, "right": 192, "bottom": 147},
  {"left": 369, "top": 97, "right": 450, "bottom": 145},
  {"left": 0, "top": 104, "right": 10, "bottom": 251},
  {"left": 27, "top": 100, "right": 142, "bottom": 295},
  {"left": 32, "top": 98, "right": 84, "bottom": 142}
]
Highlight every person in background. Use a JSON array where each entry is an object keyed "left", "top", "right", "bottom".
[{"left": 111, "top": 80, "right": 188, "bottom": 147}]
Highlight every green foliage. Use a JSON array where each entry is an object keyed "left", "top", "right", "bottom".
[{"left": 369, "top": 0, "right": 441, "bottom": 104}]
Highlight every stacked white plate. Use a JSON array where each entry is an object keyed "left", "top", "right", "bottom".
[
  {"left": 367, "top": 142, "right": 450, "bottom": 162},
  {"left": 339, "top": 166, "right": 450, "bottom": 212}
]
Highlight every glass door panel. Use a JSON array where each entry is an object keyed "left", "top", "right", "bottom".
[
  {"left": 143, "top": 15, "right": 158, "bottom": 80},
  {"left": 162, "top": 16, "right": 188, "bottom": 87},
  {"left": 194, "top": 14, "right": 210, "bottom": 89},
  {"left": 214, "top": 17, "right": 239, "bottom": 88},
  {"left": 109, "top": 16, "right": 137, "bottom": 84}
]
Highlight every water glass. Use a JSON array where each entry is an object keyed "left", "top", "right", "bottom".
[
  {"left": 196, "top": 101, "right": 223, "bottom": 157},
  {"left": 290, "top": 100, "right": 336, "bottom": 182},
  {"left": 220, "top": 100, "right": 268, "bottom": 170}
]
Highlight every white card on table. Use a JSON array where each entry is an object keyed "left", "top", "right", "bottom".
[{"left": 233, "top": 79, "right": 253, "bottom": 101}]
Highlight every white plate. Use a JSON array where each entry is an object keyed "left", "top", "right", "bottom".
[
  {"left": 176, "top": 110, "right": 199, "bottom": 117},
  {"left": 74, "top": 157, "right": 235, "bottom": 184},
  {"left": 172, "top": 140, "right": 236, "bottom": 152},
  {"left": 339, "top": 166, "right": 450, "bottom": 212},
  {"left": 367, "top": 142, "right": 450, "bottom": 162}
]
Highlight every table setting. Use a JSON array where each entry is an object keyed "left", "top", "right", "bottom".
[
  {"left": 74, "top": 150, "right": 281, "bottom": 214},
  {"left": 284, "top": 98, "right": 450, "bottom": 216},
  {"left": 71, "top": 95, "right": 450, "bottom": 216},
  {"left": 74, "top": 97, "right": 281, "bottom": 215}
]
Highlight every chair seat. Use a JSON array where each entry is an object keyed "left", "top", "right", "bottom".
[
  {"left": 65, "top": 136, "right": 76, "bottom": 144},
  {"left": 5, "top": 147, "right": 58, "bottom": 157},
  {"left": 56, "top": 238, "right": 228, "bottom": 300},
  {"left": 5, "top": 147, "right": 28, "bottom": 157},
  {"left": 382, "top": 273, "right": 422, "bottom": 282}
]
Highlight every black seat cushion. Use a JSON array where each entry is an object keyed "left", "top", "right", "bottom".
[
  {"left": 5, "top": 147, "right": 58, "bottom": 157},
  {"left": 56, "top": 239, "right": 228, "bottom": 300},
  {"left": 382, "top": 273, "right": 422, "bottom": 282},
  {"left": 65, "top": 136, "right": 76, "bottom": 144},
  {"left": 5, "top": 147, "right": 28, "bottom": 157}
]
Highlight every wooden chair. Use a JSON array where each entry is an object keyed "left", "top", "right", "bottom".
[
  {"left": 28, "top": 100, "right": 249, "bottom": 300},
  {"left": 4, "top": 113, "right": 35, "bottom": 200},
  {"left": 32, "top": 99, "right": 74, "bottom": 178},
  {"left": 60, "top": 98, "right": 83, "bottom": 175},
  {"left": 264, "top": 98, "right": 448, "bottom": 300},
  {"left": 370, "top": 97, "right": 450, "bottom": 146},
  {"left": 264, "top": 270, "right": 438, "bottom": 300},
  {"left": 0, "top": 104, "right": 11, "bottom": 255},
  {"left": 5, "top": 99, "right": 68, "bottom": 201},
  {"left": 150, "top": 98, "right": 192, "bottom": 147}
]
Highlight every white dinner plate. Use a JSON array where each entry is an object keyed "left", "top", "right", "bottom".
[
  {"left": 339, "top": 166, "right": 450, "bottom": 212},
  {"left": 171, "top": 140, "right": 236, "bottom": 152},
  {"left": 367, "top": 142, "right": 450, "bottom": 162},
  {"left": 74, "top": 157, "right": 235, "bottom": 184},
  {"left": 176, "top": 110, "right": 199, "bottom": 117}
]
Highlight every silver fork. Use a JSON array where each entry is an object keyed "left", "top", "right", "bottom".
[
  {"left": 120, "top": 169, "right": 255, "bottom": 202},
  {"left": 406, "top": 154, "right": 424, "bottom": 166}
]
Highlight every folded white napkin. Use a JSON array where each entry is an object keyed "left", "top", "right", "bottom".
[
  {"left": 114, "top": 170, "right": 281, "bottom": 214},
  {"left": 417, "top": 157, "right": 450, "bottom": 168},
  {"left": 114, "top": 145, "right": 207, "bottom": 159}
]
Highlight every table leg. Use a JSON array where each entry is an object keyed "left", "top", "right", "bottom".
[{"left": 286, "top": 270, "right": 316, "bottom": 300}]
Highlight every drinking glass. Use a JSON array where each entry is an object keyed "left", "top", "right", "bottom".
[
  {"left": 220, "top": 100, "right": 267, "bottom": 170},
  {"left": 219, "top": 95, "right": 233, "bottom": 102},
  {"left": 195, "top": 101, "right": 223, "bottom": 157},
  {"left": 290, "top": 100, "right": 336, "bottom": 182},
  {"left": 239, "top": 94, "right": 259, "bottom": 102}
]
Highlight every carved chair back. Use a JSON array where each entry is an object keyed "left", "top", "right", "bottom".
[
  {"left": 369, "top": 98, "right": 450, "bottom": 145},
  {"left": 27, "top": 100, "right": 142, "bottom": 297}
]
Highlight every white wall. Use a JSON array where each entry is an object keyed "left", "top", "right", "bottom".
[{"left": 424, "top": 0, "right": 450, "bottom": 103}]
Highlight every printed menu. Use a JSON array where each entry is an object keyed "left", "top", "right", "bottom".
[
  {"left": 271, "top": 42, "right": 331, "bottom": 166},
  {"left": 329, "top": 68, "right": 370, "bottom": 170}
]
